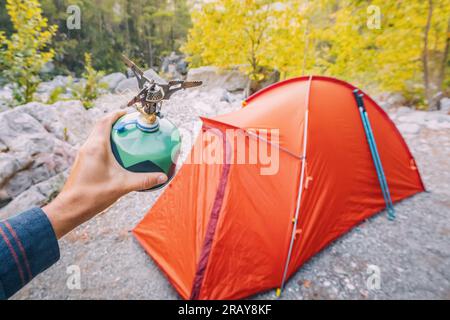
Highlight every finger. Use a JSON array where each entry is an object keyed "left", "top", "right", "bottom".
[
  {"left": 92, "top": 110, "right": 127, "bottom": 136},
  {"left": 105, "top": 110, "right": 128, "bottom": 126},
  {"left": 124, "top": 172, "right": 168, "bottom": 192}
]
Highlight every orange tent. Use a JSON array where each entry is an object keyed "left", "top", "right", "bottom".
[{"left": 133, "top": 76, "right": 425, "bottom": 300}]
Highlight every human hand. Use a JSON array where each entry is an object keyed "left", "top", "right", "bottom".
[{"left": 43, "top": 110, "right": 167, "bottom": 239}]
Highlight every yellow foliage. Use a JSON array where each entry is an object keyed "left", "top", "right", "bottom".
[
  {"left": 183, "top": 0, "right": 450, "bottom": 102},
  {"left": 183, "top": 0, "right": 279, "bottom": 80},
  {"left": 0, "top": 0, "right": 57, "bottom": 105},
  {"left": 71, "top": 53, "right": 108, "bottom": 109}
]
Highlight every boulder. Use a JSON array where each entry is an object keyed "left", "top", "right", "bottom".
[
  {"left": 0, "top": 153, "right": 24, "bottom": 184},
  {"left": 36, "top": 75, "right": 72, "bottom": 94},
  {"left": 116, "top": 69, "right": 167, "bottom": 94},
  {"left": 0, "top": 170, "right": 68, "bottom": 219},
  {"left": 0, "top": 140, "right": 8, "bottom": 152},
  {"left": 424, "top": 112, "right": 450, "bottom": 123},
  {"left": 244, "top": 69, "right": 280, "bottom": 97},
  {"left": 397, "top": 111, "right": 427, "bottom": 125},
  {"left": 440, "top": 97, "right": 450, "bottom": 113},
  {"left": 0, "top": 84, "right": 13, "bottom": 112},
  {"left": 375, "top": 92, "right": 407, "bottom": 110},
  {"left": 18, "top": 100, "right": 94, "bottom": 146},
  {"left": 0, "top": 189, "right": 11, "bottom": 209},
  {"left": 101, "top": 72, "right": 127, "bottom": 92},
  {"left": 397, "top": 123, "right": 421, "bottom": 135},
  {"left": 396, "top": 106, "right": 413, "bottom": 116},
  {"left": 187, "top": 66, "right": 249, "bottom": 93},
  {"left": 40, "top": 61, "right": 55, "bottom": 75},
  {"left": 0, "top": 105, "right": 76, "bottom": 207},
  {"left": 34, "top": 75, "right": 83, "bottom": 102},
  {"left": 395, "top": 108, "right": 450, "bottom": 131},
  {"left": 423, "top": 112, "right": 450, "bottom": 130},
  {"left": 425, "top": 120, "right": 450, "bottom": 130},
  {"left": 160, "top": 52, "right": 188, "bottom": 79},
  {"left": 0, "top": 110, "right": 51, "bottom": 153}
]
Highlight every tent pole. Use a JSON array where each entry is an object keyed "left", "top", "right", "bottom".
[
  {"left": 277, "top": 76, "right": 313, "bottom": 297},
  {"left": 361, "top": 104, "right": 396, "bottom": 219},
  {"left": 359, "top": 92, "right": 395, "bottom": 219},
  {"left": 356, "top": 98, "right": 391, "bottom": 211},
  {"left": 353, "top": 89, "right": 395, "bottom": 220}
]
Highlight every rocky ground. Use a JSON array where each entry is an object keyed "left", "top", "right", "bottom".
[{"left": 0, "top": 69, "right": 449, "bottom": 300}]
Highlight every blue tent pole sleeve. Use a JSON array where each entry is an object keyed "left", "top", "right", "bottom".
[
  {"left": 360, "top": 103, "right": 396, "bottom": 219},
  {"left": 353, "top": 90, "right": 389, "bottom": 205},
  {"left": 358, "top": 92, "right": 396, "bottom": 220},
  {"left": 356, "top": 93, "right": 390, "bottom": 201},
  {"left": 358, "top": 92, "right": 395, "bottom": 219},
  {"left": 353, "top": 89, "right": 396, "bottom": 220},
  {"left": 362, "top": 108, "right": 395, "bottom": 219},
  {"left": 359, "top": 104, "right": 391, "bottom": 211},
  {"left": 355, "top": 91, "right": 395, "bottom": 219}
]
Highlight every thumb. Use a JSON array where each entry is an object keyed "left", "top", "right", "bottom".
[{"left": 125, "top": 172, "right": 168, "bottom": 192}]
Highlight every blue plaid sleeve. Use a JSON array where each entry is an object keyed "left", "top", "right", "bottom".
[{"left": 0, "top": 207, "right": 60, "bottom": 299}]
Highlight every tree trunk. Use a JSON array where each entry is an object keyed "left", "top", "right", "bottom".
[{"left": 422, "top": 0, "right": 434, "bottom": 109}]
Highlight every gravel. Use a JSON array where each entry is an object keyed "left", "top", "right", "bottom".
[{"left": 11, "top": 97, "right": 450, "bottom": 300}]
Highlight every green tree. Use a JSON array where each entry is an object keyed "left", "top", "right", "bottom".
[
  {"left": 37, "top": 0, "right": 191, "bottom": 75},
  {"left": 72, "top": 53, "right": 107, "bottom": 109},
  {"left": 0, "top": 0, "right": 57, "bottom": 105}
]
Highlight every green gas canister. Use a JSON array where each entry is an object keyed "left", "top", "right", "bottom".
[{"left": 110, "top": 56, "right": 202, "bottom": 190}]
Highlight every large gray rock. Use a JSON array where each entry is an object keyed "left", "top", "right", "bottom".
[
  {"left": 36, "top": 75, "right": 72, "bottom": 94},
  {"left": 160, "top": 52, "right": 188, "bottom": 79},
  {"left": 0, "top": 84, "right": 13, "bottom": 112},
  {"left": 375, "top": 92, "right": 407, "bottom": 110},
  {"left": 395, "top": 106, "right": 413, "bottom": 116},
  {"left": 397, "top": 123, "right": 420, "bottom": 134},
  {"left": 0, "top": 110, "right": 51, "bottom": 153},
  {"left": 101, "top": 72, "right": 126, "bottom": 92},
  {"left": 0, "top": 170, "right": 68, "bottom": 219},
  {"left": 34, "top": 75, "right": 83, "bottom": 103},
  {"left": 115, "top": 69, "right": 167, "bottom": 94},
  {"left": 187, "top": 66, "right": 249, "bottom": 92},
  {"left": 244, "top": 69, "right": 280, "bottom": 97},
  {"left": 395, "top": 109, "right": 450, "bottom": 131},
  {"left": 18, "top": 100, "right": 94, "bottom": 146},
  {"left": 0, "top": 104, "right": 78, "bottom": 209},
  {"left": 0, "top": 153, "right": 25, "bottom": 184},
  {"left": 440, "top": 97, "right": 450, "bottom": 113},
  {"left": 397, "top": 111, "right": 427, "bottom": 125},
  {"left": 424, "top": 112, "right": 450, "bottom": 123},
  {"left": 40, "top": 61, "right": 55, "bottom": 75}
]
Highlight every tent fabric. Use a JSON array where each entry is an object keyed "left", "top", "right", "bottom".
[{"left": 133, "top": 76, "right": 425, "bottom": 300}]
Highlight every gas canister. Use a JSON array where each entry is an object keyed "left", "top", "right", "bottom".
[{"left": 110, "top": 55, "right": 202, "bottom": 190}]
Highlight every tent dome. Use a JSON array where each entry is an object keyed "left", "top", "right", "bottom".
[{"left": 133, "top": 76, "right": 425, "bottom": 300}]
